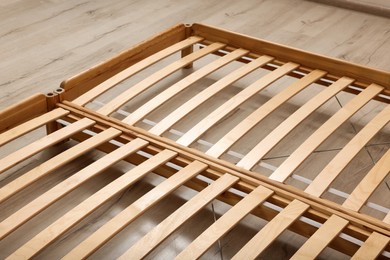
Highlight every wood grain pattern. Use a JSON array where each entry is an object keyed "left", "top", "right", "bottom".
[
  {"left": 149, "top": 55, "right": 273, "bottom": 136},
  {"left": 0, "top": 127, "right": 121, "bottom": 204},
  {"left": 177, "top": 62, "right": 299, "bottom": 146},
  {"left": 0, "top": 138, "right": 148, "bottom": 240},
  {"left": 9, "top": 150, "right": 177, "bottom": 259},
  {"left": 236, "top": 77, "right": 354, "bottom": 170},
  {"left": 63, "top": 160, "right": 208, "bottom": 259},
  {"left": 97, "top": 42, "right": 225, "bottom": 116},
  {"left": 206, "top": 69, "right": 326, "bottom": 158},
  {"left": 176, "top": 185, "right": 273, "bottom": 259},
  {"left": 72, "top": 36, "right": 203, "bottom": 106},
  {"left": 290, "top": 215, "right": 349, "bottom": 260},
  {"left": 0, "top": 108, "right": 69, "bottom": 146},
  {"left": 123, "top": 48, "right": 248, "bottom": 125},
  {"left": 307, "top": 104, "right": 390, "bottom": 198},
  {"left": 269, "top": 83, "right": 383, "bottom": 182},
  {"left": 232, "top": 200, "right": 309, "bottom": 260},
  {"left": 0, "top": 117, "right": 95, "bottom": 174},
  {"left": 118, "top": 174, "right": 239, "bottom": 259},
  {"left": 351, "top": 232, "right": 390, "bottom": 260}
]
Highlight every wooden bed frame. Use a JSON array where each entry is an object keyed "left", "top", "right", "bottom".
[{"left": 0, "top": 23, "right": 389, "bottom": 259}]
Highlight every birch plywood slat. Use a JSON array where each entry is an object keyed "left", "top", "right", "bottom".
[{"left": 0, "top": 23, "right": 389, "bottom": 259}]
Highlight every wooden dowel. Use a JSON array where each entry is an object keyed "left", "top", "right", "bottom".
[
  {"left": 206, "top": 69, "right": 326, "bottom": 158},
  {"left": 0, "top": 128, "right": 122, "bottom": 204},
  {"left": 236, "top": 77, "right": 354, "bottom": 170},
  {"left": 63, "top": 160, "right": 207, "bottom": 259},
  {"left": 176, "top": 185, "right": 273, "bottom": 259},
  {"left": 307, "top": 105, "right": 390, "bottom": 198},
  {"left": 0, "top": 118, "right": 95, "bottom": 174},
  {"left": 118, "top": 174, "right": 239, "bottom": 259},
  {"left": 9, "top": 150, "right": 177, "bottom": 259},
  {"left": 149, "top": 55, "right": 273, "bottom": 136},
  {"left": 0, "top": 108, "right": 69, "bottom": 147},
  {"left": 97, "top": 42, "right": 225, "bottom": 116},
  {"left": 0, "top": 138, "right": 148, "bottom": 240},
  {"left": 232, "top": 200, "right": 309, "bottom": 260},
  {"left": 72, "top": 36, "right": 203, "bottom": 106},
  {"left": 177, "top": 62, "right": 299, "bottom": 147},
  {"left": 123, "top": 48, "right": 249, "bottom": 125}
]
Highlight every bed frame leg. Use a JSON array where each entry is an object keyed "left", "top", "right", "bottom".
[{"left": 182, "top": 23, "right": 194, "bottom": 69}]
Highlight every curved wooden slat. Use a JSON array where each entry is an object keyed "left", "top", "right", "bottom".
[
  {"left": 307, "top": 105, "right": 390, "bottom": 198},
  {"left": 177, "top": 62, "right": 299, "bottom": 147},
  {"left": 232, "top": 200, "right": 309, "bottom": 260},
  {"left": 0, "top": 108, "right": 69, "bottom": 147},
  {"left": 118, "top": 174, "right": 239, "bottom": 260},
  {"left": 0, "top": 127, "right": 122, "bottom": 204},
  {"left": 206, "top": 69, "right": 326, "bottom": 158},
  {"left": 123, "top": 48, "right": 249, "bottom": 125},
  {"left": 236, "top": 77, "right": 354, "bottom": 170},
  {"left": 63, "top": 160, "right": 208, "bottom": 260},
  {"left": 149, "top": 55, "right": 274, "bottom": 136},
  {"left": 176, "top": 185, "right": 273, "bottom": 259},
  {"left": 97, "top": 42, "right": 225, "bottom": 116},
  {"left": 0, "top": 138, "right": 148, "bottom": 240},
  {"left": 9, "top": 150, "right": 177, "bottom": 259},
  {"left": 269, "top": 83, "right": 383, "bottom": 182},
  {"left": 290, "top": 215, "right": 349, "bottom": 260},
  {"left": 351, "top": 232, "right": 390, "bottom": 260},
  {"left": 0, "top": 117, "right": 95, "bottom": 174},
  {"left": 72, "top": 36, "right": 204, "bottom": 106}
]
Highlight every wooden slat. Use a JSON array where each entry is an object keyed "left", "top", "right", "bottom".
[
  {"left": 63, "top": 160, "right": 208, "bottom": 259},
  {"left": 0, "top": 138, "right": 148, "bottom": 240},
  {"left": 72, "top": 36, "right": 203, "bottom": 106},
  {"left": 206, "top": 69, "right": 326, "bottom": 158},
  {"left": 236, "top": 77, "right": 353, "bottom": 170},
  {"left": 97, "top": 42, "right": 225, "bottom": 116},
  {"left": 291, "top": 215, "right": 349, "bottom": 260},
  {"left": 0, "top": 108, "right": 69, "bottom": 147},
  {"left": 177, "top": 62, "right": 299, "bottom": 147},
  {"left": 122, "top": 48, "right": 249, "bottom": 125},
  {"left": 9, "top": 149, "right": 177, "bottom": 259},
  {"left": 269, "top": 83, "right": 383, "bottom": 182},
  {"left": 307, "top": 105, "right": 390, "bottom": 198},
  {"left": 232, "top": 200, "right": 309, "bottom": 260},
  {"left": 351, "top": 232, "right": 390, "bottom": 260},
  {"left": 118, "top": 174, "right": 239, "bottom": 260},
  {"left": 176, "top": 185, "right": 273, "bottom": 259},
  {"left": 384, "top": 211, "right": 390, "bottom": 224},
  {"left": 0, "top": 94, "right": 47, "bottom": 134},
  {"left": 0, "top": 127, "right": 122, "bottom": 204},
  {"left": 0, "top": 117, "right": 95, "bottom": 174},
  {"left": 149, "top": 55, "right": 274, "bottom": 136}
]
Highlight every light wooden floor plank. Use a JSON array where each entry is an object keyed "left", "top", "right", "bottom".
[
  {"left": 9, "top": 150, "right": 177, "bottom": 259},
  {"left": 149, "top": 55, "right": 273, "bottom": 136},
  {"left": 0, "top": 117, "right": 95, "bottom": 174},
  {"left": 0, "top": 108, "right": 69, "bottom": 147},
  {"left": 118, "top": 173, "right": 239, "bottom": 259},
  {"left": 72, "top": 36, "right": 203, "bottom": 106},
  {"left": 176, "top": 185, "right": 273, "bottom": 259},
  {"left": 123, "top": 48, "right": 248, "bottom": 125},
  {"left": 63, "top": 160, "right": 208, "bottom": 259},
  {"left": 0, "top": 138, "right": 148, "bottom": 240},
  {"left": 269, "top": 83, "right": 383, "bottom": 182},
  {"left": 236, "top": 77, "right": 353, "bottom": 170},
  {"left": 232, "top": 200, "right": 309, "bottom": 260},
  {"left": 97, "top": 42, "right": 225, "bottom": 116},
  {"left": 0, "top": 127, "right": 121, "bottom": 204},
  {"left": 206, "top": 69, "right": 326, "bottom": 158},
  {"left": 177, "top": 62, "right": 299, "bottom": 146}
]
